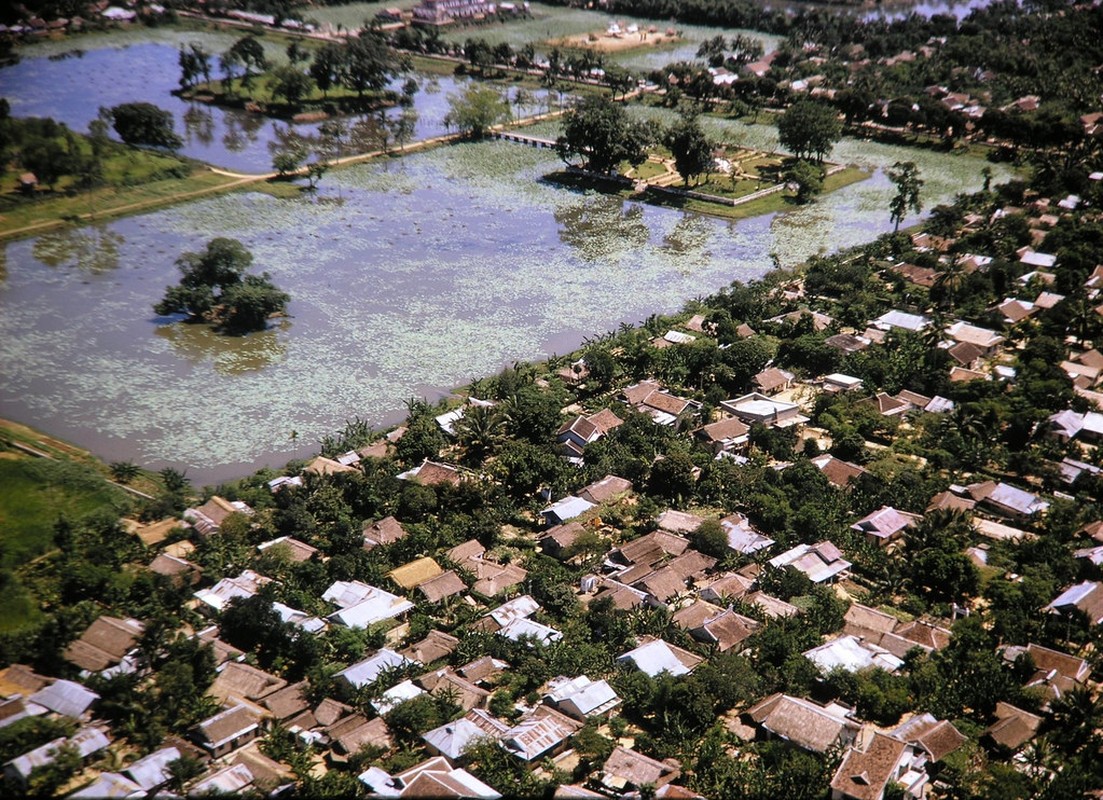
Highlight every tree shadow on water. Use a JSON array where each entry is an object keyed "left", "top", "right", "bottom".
[{"left": 153, "top": 318, "right": 289, "bottom": 375}]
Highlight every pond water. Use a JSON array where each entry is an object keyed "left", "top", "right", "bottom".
[
  {"left": 861, "top": 0, "right": 999, "bottom": 21},
  {"left": 0, "top": 34, "right": 551, "bottom": 173},
  {"left": 1, "top": 122, "right": 1010, "bottom": 484}
]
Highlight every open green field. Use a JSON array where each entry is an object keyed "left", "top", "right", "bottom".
[
  {"left": 0, "top": 458, "right": 130, "bottom": 569},
  {"left": 0, "top": 454, "right": 131, "bottom": 632},
  {"left": 0, "top": 168, "right": 252, "bottom": 241}
]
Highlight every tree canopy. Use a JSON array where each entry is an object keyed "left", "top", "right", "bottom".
[
  {"left": 776, "top": 99, "right": 842, "bottom": 163},
  {"left": 556, "top": 95, "right": 653, "bottom": 174},
  {"left": 108, "top": 102, "right": 182, "bottom": 151},
  {"left": 154, "top": 238, "right": 289, "bottom": 334},
  {"left": 888, "top": 161, "right": 924, "bottom": 232},
  {"left": 665, "top": 114, "right": 714, "bottom": 187},
  {"left": 443, "top": 84, "right": 511, "bottom": 139}
]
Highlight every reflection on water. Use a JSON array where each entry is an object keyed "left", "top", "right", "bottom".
[
  {"left": 30, "top": 226, "right": 124, "bottom": 273},
  {"left": 5, "top": 37, "right": 556, "bottom": 173},
  {"left": 554, "top": 196, "right": 650, "bottom": 261},
  {"left": 155, "top": 321, "right": 289, "bottom": 375},
  {"left": 661, "top": 215, "right": 714, "bottom": 263},
  {"left": 183, "top": 104, "right": 215, "bottom": 148}
]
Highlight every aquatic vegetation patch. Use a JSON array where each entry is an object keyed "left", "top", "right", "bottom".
[{"left": 1, "top": 136, "right": 1010, "bottom": 480}]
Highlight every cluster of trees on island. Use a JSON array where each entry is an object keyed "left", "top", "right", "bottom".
[
  {"left": 0, "top": 98, "right": 188, "bottom": 204},
  {"left": 177, "top": 32, "right": 410, "bottom": 113},
  {"left": 154, "top": 237, "right": 290, "bottom": 334}
]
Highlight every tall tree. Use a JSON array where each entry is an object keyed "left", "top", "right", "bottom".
[
  {"left": 556, "top": 95, "right": 652, "bottom": 174},
  {"left": 310, "top": 44, "right": 346, "bottom": 99},
  {"left": 887, "top": 160, "right": 923, "bottom": 232},
  {"left": 777, "top": 99, "right": 842, "bottom": 162},
  {"left": 228, "top": 35, "right": 268, "bottom": 90},
  {"left": 665, "top": 114, "right": 714, "bottom": 187},
  {"left": 344, "top": 31, "right": 404, "bottom": 98},
  {"left": 154, "top": 238, "right": 289, "bottom": 333},
  {"left": 443, "top": 84, "right": 510, "bottom": 139},
  {"left": 108, "top": 102, "right": 182, "bottom": 151}
]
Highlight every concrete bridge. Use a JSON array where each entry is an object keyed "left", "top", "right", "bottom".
[{"left": 492, "top": 131, "right": 558, "bottom": 149}]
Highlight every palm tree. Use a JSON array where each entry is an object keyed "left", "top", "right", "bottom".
[
  {"left": 932, "top": 260, "right": 967, "bottom": 312},
  {"left": 109, "top": 460, "right": 141, "bottom": 484},
  {"left": 453, "top": 403, "right": 507, "bottom": 465},
  {"left": 1048, "top": 687, "right": 1102, "bottom": 756}
]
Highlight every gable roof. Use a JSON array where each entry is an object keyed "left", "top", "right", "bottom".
[
  {"left": 325, "top": 581, "right": 415, "bottom": 628},
  {"left": 721, "top": 515, "right": 775, "bottom": 554},
  {"left": 601, "top": 746, "right": 680, "bottom": 791},
  {"left": 698, "top": 416, "right": 751, "bottom": 446},
  {"left": 753, "top": 367, "right": 794, "bottom": 393},
  {"left": 501, "top": 707, "right": 582, "bottom": 761},
  {"left": 811, "top": 455, "right": 868, "bottom": 488},
  {"left": 803, "top": 635, "right": 905, "bottom": 674},
  {"left": 390, "top": 557, "right": 444, "bottom": 590},
  {"left": 472, "top": 561, "right": 528, "bottom": 598},
  {"left": 1045, "top": 581, "right": 1103, "bottom": 624},
  {"left": 361, "top": 755, "right": 502, "bottom": 799},
  {"left": 616, "top": 638, "right": 702, "bottom": 677},
  {"left": 363, "top": 516, "right": 407, "bottom": 548},
  {"left": 401, "top": 631, "right": 460, "bottom": 665},
  {"left": 336, "top": 649, "right": 415, "bottom": 689},
  {"left": 423, "top": 717, "right": 504, "bottom": 762},
  {"left": 768, "top": 540, "right": 852, "bottom": 583},
  {"left": 196, "top": 704, "right": 260, "bottom": 750},
  {"left": 829, "top": 732, "right": 908, "bottom": 800},
  {"left": 614, "top": 530, "right": 691, "bottom": 564},
  {"left": 418, "top": 669, "right": 491, "bottom": 712},
  {"left": 892, "top": 713, "right": 966, "bottom": 763},
  {"left": 579, "top": 475, "right": 633, "bottom": 505},
  {"left": 448, "top": 539, "right": 486, "bottom": 566},
  {"left": 401, "top": 460, "right": 463, "bottom": 487},
  {"left": 746, "top": 693, "right": 859, "bottom": 753},
  {"left": 948, "top": 340, "right": 985, "bottom": 367},
  {"left": 257, "top": 536, "right": 318, "bottom": 562},
  {"left": 63, "top": 616, "right": 144, "bottom": 673},
  {"left": 545, "top": 675, "right": 621, "bottom": 719},
  {"left": 27, "top": 679, "right": 98, "bottom": 719},
  {"left": 124, "top": 746, "right": 182, "bottom": 791},
  {"left": 635, "top": 567, "right": 688, "bottom": 604},
  {"left": 946, "top": 321, "right": 1004, "bottom": 349},
  {"left": 261, "top": 681, "right": 310, "bottom": 722},
  {"left": 209, "top": 661, "right": 287, "bottom": 704},
  {"left": 687, "top": 608, "right": 760, "bottom": 651},
  {"left": 587, "top": 408, "right": 625, "bottom": 436},
  {"left": 418, "top": 570, "right": 468, "bottom": 603},
  {"left": 986, "top": 702, "right": 1042, "bottom": 750},
  {"left": 850, "top": 506, "right": 920, "bottom": 540}
]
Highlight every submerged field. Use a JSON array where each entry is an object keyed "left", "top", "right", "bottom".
[{"left": 0, "top": 127, "right": 1011, "bottom": 483}]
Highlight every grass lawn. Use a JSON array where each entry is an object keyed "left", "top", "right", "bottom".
[
  {"left": 0, "top": 458, "right": 130, "bottom": 569},
  {"left": 0, "top": 168, "right": 248, "bottom": 240},
  {"left": 628, "top": 159, "right": 668, "bottom": 181},
  {"left": 0, "top": 126, "right": 252, "bottom": 240}
]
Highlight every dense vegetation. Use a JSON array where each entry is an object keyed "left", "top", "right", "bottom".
[{"left": 154, "top": 237, "right": 290, "bottom": 333}]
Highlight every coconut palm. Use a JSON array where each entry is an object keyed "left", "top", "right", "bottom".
[
  {"left": 453, "top": 403, "right": 508, "bottom": 465},
  {"left": 932, "top": 260, "right": 967, "bottom": 312}
]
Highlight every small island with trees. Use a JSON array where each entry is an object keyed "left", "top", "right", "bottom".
[{"left": 154, "top": 237, "right": 290, "bottom": 334}]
